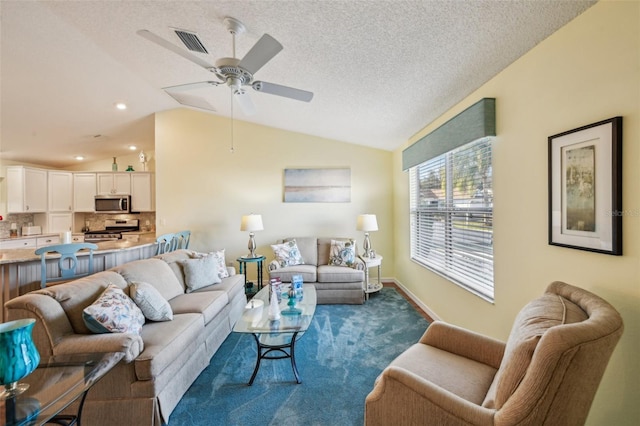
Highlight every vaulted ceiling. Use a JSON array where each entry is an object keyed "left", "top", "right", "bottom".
[{"left": 0, "top": 0, "right": 596, "bottom": 168}]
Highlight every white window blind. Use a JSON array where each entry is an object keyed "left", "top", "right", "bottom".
[{"left": 409, "top": 137, "right": 494, "bottom": 300}]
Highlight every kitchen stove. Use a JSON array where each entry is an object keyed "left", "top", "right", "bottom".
[{"left": 84, "top": 219, "right": 139, "bottom": 242}]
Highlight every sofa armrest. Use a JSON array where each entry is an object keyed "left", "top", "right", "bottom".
[
  {"left": 365, "top": 365, "right": 495, "bottom": 426},
  {"left": 420, "top": 321, "right": 505, "bottom": 369},
  {"left": 226, "top": 266, "right": 236, "bottom": 276},
  {"left": 54, "top": 333, "right": 144, "bottom": 363}
]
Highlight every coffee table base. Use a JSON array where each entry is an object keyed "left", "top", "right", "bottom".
[{"left": 248, "top": 332, "right": 301, "bottom": 385}]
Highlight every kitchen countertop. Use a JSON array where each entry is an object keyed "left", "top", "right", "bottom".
[{"left": 0, "top": 234, "right": 158, "bottom": 265}]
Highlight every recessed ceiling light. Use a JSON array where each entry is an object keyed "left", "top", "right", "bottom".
[
  {"left": 74, "top": 155, "right": 85, "bottom": 161},
  {"left": 115, "top": 102, "right": 127, "bottom": 110},
  {"left": 129, "top": 145, "right": 137, "bottom": 150}
]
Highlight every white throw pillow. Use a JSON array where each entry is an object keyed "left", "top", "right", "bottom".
[
  {"left": 329, "top": 239, "right": 357, "bottom": 267},
  {"left": 82, "top": 284, "right": 145, "bottom": 334},
  {"left": 180, "top": 255, "right": 222, "bottom": 292},
  {"left": 191, "top": 250, "right": 229, "bottom": 279},
  {"left": 130, "top": 281, "right": 173, "bottom": 321}
]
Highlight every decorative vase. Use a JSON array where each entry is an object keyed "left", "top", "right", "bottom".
[
  {"left": 112, "top": 157, "right": 118, "bottom": 171},
  {"left": 268, "top": 286, "right": 281, "bottom": 321},
  {"left": 0, "top": 319, "right": 40, "bottom": 399}
]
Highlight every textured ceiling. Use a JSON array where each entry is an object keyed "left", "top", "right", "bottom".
[{"left": 0, "top": 0, "right": 596, "bottom": 168}]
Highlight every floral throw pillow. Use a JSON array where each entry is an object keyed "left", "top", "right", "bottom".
[
  {"left": 271, "top": 240, "right": 304, "bottom": 268},
  {"left": 329, "top": 239, "right": 357, "bottom": 268},
  {"left": 83, "top": 284, "right": 146, "bottom": 334}
]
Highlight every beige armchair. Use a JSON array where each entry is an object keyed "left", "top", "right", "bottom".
[{"left": 365, "top": 282, "right": 623, "bottom": 426}]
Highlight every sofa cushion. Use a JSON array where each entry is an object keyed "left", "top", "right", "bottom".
[
  {"left": 38, "top": 270, "right": 129, "bottom": 334},
  {"left": 135, "top": 313, "right": 203, "bottom": 381},
  {"left": 180, "top": 255, "right": 222, "bottom": 292},
  {"left": 169, "top": 291, "right": 228, "bottom": 325},
  {"left": 130, "top": 281, "right": 173, "bottom": 322},
  {"left": 269, "top": 264, "right": 317, "bottom": 283},
  {"left": 317, "top": 265, "right": 364, "bottom": 283},
  {"left": 156, "top": 249, "right": 202, "bottom": 292},
  {"left": 114, "top": 258, "right": 184, "bottom": 301},
  {"left": 329, "top": 239, "right": 357, "bottom": 267},
  {"left": 482, "top": 293, "right": 588, "bottom": 409},
  {"left": 271, "top": 240, "right": 304, "bottom": 267},
  {"left": 83, "top": 284, "right": 146, "bottom": 334}
]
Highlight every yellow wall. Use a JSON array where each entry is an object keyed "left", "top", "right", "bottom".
[
  {"left": 393, "top": 1, "right": 639, "bottom": 424},
  {"left": 154, "top": 108, "right": 393, "bottom": 279}
]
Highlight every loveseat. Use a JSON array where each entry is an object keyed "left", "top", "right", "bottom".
[
  {"left": 268, "top": 237, "right": 365, "bottom": 304},
  {"left": 364, "top": 281, "right": 624, "bottom": 425},
  {"left": 4, "top": 249, "right": 246, "bottom": 425}
]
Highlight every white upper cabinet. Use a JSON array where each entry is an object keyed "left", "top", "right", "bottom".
[
  {"left": 6, "top": 166, "right": 47, "bottom": 213},
  {"left": 130, "top": 172, "right": 155, "bottom": 212},
  {"left": 48, "top": 171, "right": 73, "bottom": 212},
  {"left": 97, "top": 172, "right": 131, "bottom": 195},
  {"left": 73, "top": 173, "right": 96, "bottom": 212}
]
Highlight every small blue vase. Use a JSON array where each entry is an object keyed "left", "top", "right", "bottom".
[{"left": 0, "top": 319, "right": 40, "bottom": 398}]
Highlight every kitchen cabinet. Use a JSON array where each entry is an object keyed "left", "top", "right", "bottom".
[
  {"left": 6, "top": 166, "right": 47, "bottom": 213},
  {"left": 46, "top": 212, "right": 72, "bottom": 234},
  {"left": 130, "top": 172, "right": 154, "bottom": 212},
  {"left": 0, "top": 238, "right": 37, "bottom": 249},
  {"left": 36, "top": 235, "right": 61, "bottom": 247},
  {"left": 73, "top": 173, "right": 96, "bottom": 212},
  {"left": 0, "top": 235, "right": 61, "bottom": 249},
  {"left": 48, "top": 171, "right": 73, "bottom": 212},
  {"left": 97, "top": 172, "right": 131, "bottom": 195}
]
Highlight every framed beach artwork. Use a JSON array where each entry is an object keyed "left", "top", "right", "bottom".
[
  {"left": 284, "top": 168, "right": 351, "bottom": 203},
  {"left": 548, "top": 117, "right": 622, "bottom": 255}
]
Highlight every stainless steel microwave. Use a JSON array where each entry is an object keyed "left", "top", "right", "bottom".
[{"left": 95, "top": 195, "right": 131, "bottom": 213}]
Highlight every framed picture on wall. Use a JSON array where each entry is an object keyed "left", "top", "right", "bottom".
[{"left": 548, "top": 116, "right": 622, "bottom": 255}]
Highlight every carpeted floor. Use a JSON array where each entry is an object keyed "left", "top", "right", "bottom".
[{"left": 167, "top": 287, "right": 430, "bottom": 425}]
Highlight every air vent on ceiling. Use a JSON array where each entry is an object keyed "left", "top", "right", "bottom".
[{"left": 173, "top": 28, "right": 208, "bottom": 54}]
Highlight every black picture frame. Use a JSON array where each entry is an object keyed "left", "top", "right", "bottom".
[{"left": 548, "top": 117, "right": 622, "bottom": 255}]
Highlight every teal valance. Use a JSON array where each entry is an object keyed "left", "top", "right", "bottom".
[{"left": 402, "top": 98, "right": 496, "bottom": 170}]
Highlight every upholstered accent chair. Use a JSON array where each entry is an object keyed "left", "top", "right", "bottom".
[{"left": 365, "top": 281, "right": 623, "bottom": 426}]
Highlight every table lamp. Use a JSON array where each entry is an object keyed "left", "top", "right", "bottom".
[
  {"left": 356, "top": 214, "right": 378, "bottom": 258},
  {"left": 0, "top": 319, "right": 40, "bottom": 399},
  {"left": 240, "top": 214, "right": 264, "bottom": 258}
]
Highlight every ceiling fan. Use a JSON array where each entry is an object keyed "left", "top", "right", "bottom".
[{"left": 137, "top": 17, "right": 313, "bottom": 115}]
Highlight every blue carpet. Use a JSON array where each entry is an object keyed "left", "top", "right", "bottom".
[{"left": 167, "top": 288, "right": 429, "bottom": 426}]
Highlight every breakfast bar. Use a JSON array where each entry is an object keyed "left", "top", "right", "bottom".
[{"left": 0, "top": 235, "right": 157, "bottom": 322}]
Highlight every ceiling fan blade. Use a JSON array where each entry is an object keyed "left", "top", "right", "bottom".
[
  {"left": 234, "top": 92, "right": 256, "bottom": 116},
  {"left": 163, "top": 91, "right": 217, "bottom": 112},
  {"left": 137, "top": 29, "right": 215, "bottom": 70},
  {"left": 163, "top": 81, "right": 221, "bottom": 91},
  {"left": 252, "top": 81, "right": 314, "bottom": 102},
  {"left": 237, "top": 34, "right": 283, "bottom": 75}
]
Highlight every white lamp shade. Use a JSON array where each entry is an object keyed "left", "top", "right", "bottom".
[
  {"left": 356, "top": 214, "right": 378, "bottom": 232},
  {"left": 240, "top": 214, "right": 264, "bottom": 232}
]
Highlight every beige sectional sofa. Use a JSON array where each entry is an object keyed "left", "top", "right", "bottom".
[
  {"left": 268, "top": 237, "right": 365, "bottom": 304},
  {"left": 4, "top": 249, "right": 246, "bottom": 426}
]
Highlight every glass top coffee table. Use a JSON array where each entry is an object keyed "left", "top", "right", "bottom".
[
  {"left": 1, "top": 351, "right": 123, "bottom": 426},
  {"left": 233, "top": 283, "right": 317, "bottom": 385}
]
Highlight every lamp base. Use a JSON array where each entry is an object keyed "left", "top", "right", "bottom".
[{"left": 0, "top": 381, "right": 30, "bottom": 400}]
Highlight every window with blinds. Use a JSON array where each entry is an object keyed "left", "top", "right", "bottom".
[{"left": 409, "top": 137, "right": 494, "bottom": 300}]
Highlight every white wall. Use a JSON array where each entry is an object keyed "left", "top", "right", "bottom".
[
  {"left": 392, "top": 1, "right": 639, "bottom": 424},
  {"left": 154, "top": 108, "right": 394, "bottom": 281}
]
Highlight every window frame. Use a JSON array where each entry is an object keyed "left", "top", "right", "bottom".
[{"left": 409, "top": 137, "right": 494, "bottom": 301}]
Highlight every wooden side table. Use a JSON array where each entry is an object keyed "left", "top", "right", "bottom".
[
  {"left": 237, "top": 255, "right": 266, "bottom": 296},
  {"left": 359, "top": 254, "right": 383, "bottom": 300}
]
